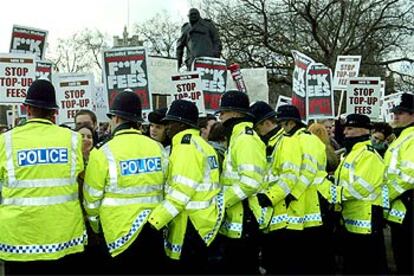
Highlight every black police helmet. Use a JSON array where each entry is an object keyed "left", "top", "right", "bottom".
[
  {"left": 162, "top": 100, "right": 199, "bottom": 128},
  {"left": 390, "top": 93, "right": 414, "bottom": 113},
  {"left": 107, "top": 91, "right": 142, "bottom": 122},
  {"left": 148, "top": 108, "right": 168, "bottom": 125},
  {"left": 24, "top": 79, "right": 58, "bottom": 110},
  {"left": 276, "top": 105, "right": 303, "bottom": 124},
  {"left": 343, "top": 113, "right": 372, "bottom": 129},
  {"left": 216, "top": 90, "right": 252, "bottom": 116},
  {"left": 250, "top": 101, "right": 277, "bottom": 125}
]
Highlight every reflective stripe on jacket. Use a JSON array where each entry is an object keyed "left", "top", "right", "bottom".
[
  {"left": 148, "top": 129, "right": 223, "bottom": 260},
  {"left": 384, "top": 126, "right": 414, "bottom": 223},
  {"left": 0, "top": 118, "right": 86, "bottom": 261},
  {"left": 84, "top": 128, "right": 167, "bottom": 257}
]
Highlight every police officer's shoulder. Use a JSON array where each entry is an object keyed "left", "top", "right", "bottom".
[
  {"left": 367, "top": 145, "right": 377, "bottom": 153},
  {"left": 302, "top": 129, "right": 312, "bottom": 135},
  {"left": 366, "top": 144, "right": 376, "bottom": 152},
  {"left": 95, "top": 135, "right": 113, "bottom": 149},
  {"left": 245, "top": 126, "right": 254, "bottom": 135},
  {"left": 181, "top": 133, "right": 192, "bottom": 144}
]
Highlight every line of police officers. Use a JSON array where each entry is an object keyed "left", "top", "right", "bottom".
[{"left": 0, "top": 79, "right": 413, "bottom": 275}]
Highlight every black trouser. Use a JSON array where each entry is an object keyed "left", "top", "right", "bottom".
[
  {"left": 219, "top": 200, "right": 261, "bottom": 275},
  {"left": 390, "top": 190, "right": 414, "bottom": 275},
  {"left": 5, "top": 251, "right": 86, "bottom": 275},
  {"left": 166, "top": 220, "right": 209, "bottom": 275},
  {"left": 262, "top": 227, "right": 330, "bottom": 275},
  {"left": 340, "top": 207, "right": 388, "bottom": 275},
  {"left": 107, "top": 223, "right": 166, "bottom": 275}
]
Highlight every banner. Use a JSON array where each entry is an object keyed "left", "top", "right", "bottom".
[
  {"left": 276, "top": 95, "right": 291, "bottom": 110},
  {"left": 171, "top": 72, "right": 205, "bottom": 115},
  {"left": 333, "top": 55, "right": 361, "bottom": 90},
  {"left": 93, "top": 84, "right": 109, "bottom": 123},
  {"left": 0, "top": 53, "right": 35, "bottom": 103},
  {"left": 306, "top": 63, "right": 335, "bottom": 120},
  {"left": 10, "top": 25, "right": 48, "bottom": 60},
  {"left": 382, "top": 92, "right": 404, "bottom": 123},
  {"left": 346, "top": 77, "right": 381, "bottom": 121},
  {"left": 291, "top": 50, "right": 314, "bottom": 119},
  {"left": 226, "top": 67, "right": 268, "bottom": 103},
  {"left": 36, "top": 60, "right": 53, "bottom": 81},
  {"left": 147, "top": 56, "right": 176, "bottom": 95},
  {"left": 54, "top": 73, "right": 94, "bottom": 124},
  {"left": 103, "top": 47, "right": 152, "bottom": 120},
  {"left": 192, "top": 57, "right": 227, "bottom": 111}
]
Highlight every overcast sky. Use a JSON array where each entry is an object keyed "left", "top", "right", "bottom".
[{"left": 0, "top": 0, "right": 191, "bottom": 53}]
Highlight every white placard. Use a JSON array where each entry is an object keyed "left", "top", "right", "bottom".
[
  {"left": 171, "top": 71, "right": 205, "bottom": 115},
  {"left": 93, "top": 84, "right": 109, "bottom": 123},
  {"left": 0, "top": 53, "right": 36, "bottom": 103},
  {"left": 382, "top": 92, "right": 404, "bottom": 123},
  {"left": 276, "top": 95, "right": 292, "bottom": 110},
  {"left": 346, "top": 77, "right": 381, "bottom": 121},
  {"left": 333, "top": 55, "right": 361, "bottom": 90},
  {"left": 54, "top": 73, "right": 94, "bottom": 124}
]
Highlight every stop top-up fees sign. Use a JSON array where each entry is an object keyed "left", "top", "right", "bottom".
[
  {"left": 54, "top": 73, "right": 94, "bottom": 124},
  {"left": 346, "top": 77, "right": 381, "bottom": 120},
  {"left": 0, "top": 53, "right": 35, "bottom": 104},
  {"left": 171, "top": 72, "right": 205, "bottom": 115}
]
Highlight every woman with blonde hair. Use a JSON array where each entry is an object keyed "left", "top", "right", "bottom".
[{"left": 308, "top": 122, "right": 339, "bottom": 173}]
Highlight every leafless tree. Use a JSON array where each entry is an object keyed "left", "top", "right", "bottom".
[
  {"left": 50, "top": 28, "right": 109, "bottom": 79},
  {"left": 133, "top": 10, "right": 182, "bottom": 58},
  {"left": 196, "top": 0, "right": 414, "bottom": 103}
]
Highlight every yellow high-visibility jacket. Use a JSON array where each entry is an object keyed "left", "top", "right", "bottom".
[
  {"left": 384, "top": 126, "right": 414, "bottom": 224},
  {"left": 0, "top": 118, "right": 86, "bottom": 261},
  {"left": 149, "top": 129, "right": 223, "bottom": 260},
  {"left": 220, "top": 122, "right": 267, "bottom": 238},
  {"left": 83, "top": 128, "right": 167, "bottom": 257},
  {"left": 334, "top": 140, "right": 385, "bottom": 234}
]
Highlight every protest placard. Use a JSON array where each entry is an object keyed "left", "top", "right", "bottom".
[
  {"left": 36, "top": 60, "right": 52, "bottom": 81},
  {"left": 291, "top": 50, "right": 314, "bottom": 119},
  {"left": 171, "top": 72, "right": 205, "bottom": 115},
  {"left": 93, "top": 84, "right": 109, "bottom": 123},
  {"left": 306, "top": 63, "right": 335, "bottom": 120},
  {"left": 382, "top": 92, "right": 404, "bottom": 123},
  {"left": 10, "top": 25, "right": 48, "bottom": 60},
  {"left": 192, "top": 57, "right": 227, "bottom": 111},
  {"left": 54, "top": 73, "right": 94, "bottom": 124},
  {"left": 346, "top": 77, "right": 381, "bottom": 121},
  {"left": 276, "top": 95, "right": 292, "bottom": 110},
  {"left": 0, "top": 53, "right": 35, "bottom": 103},
  {"left": 333, "top": 56, "right": 361, "bottom": 90},
  {"left": 103, "top": 47, "right": 152, "bottom": 120},
  {"left": 147, "top": 56, "right": 176, "bottom": 95},
  {"left": 226, "top": 67, "right": 269, "bottom": 103}
]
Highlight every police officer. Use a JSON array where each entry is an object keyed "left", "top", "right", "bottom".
[
  {"left": 265, "top": 105, "right": 331, "bottom": 274},
  {"left": 0, "top": 80, "right": 86, "bottom": 275},
  {"left": 148, "top": 100, "right": 223, "bottom": 274},
  {"left": 334, "top": 114, "right": 388, "bottom": 274},
  {"left": 83, "top": 91, "right": 168, "bottom": 274},
  {"left": 216, "top": 91, "right": 266, "bottom": 274},
  {"left": 384, "top": 93, "right": 414, "bottom": 275}
]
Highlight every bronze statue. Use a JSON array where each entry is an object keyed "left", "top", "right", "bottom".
[{"left": 176, "top": 8, "right": 222, "bottom": 70}]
